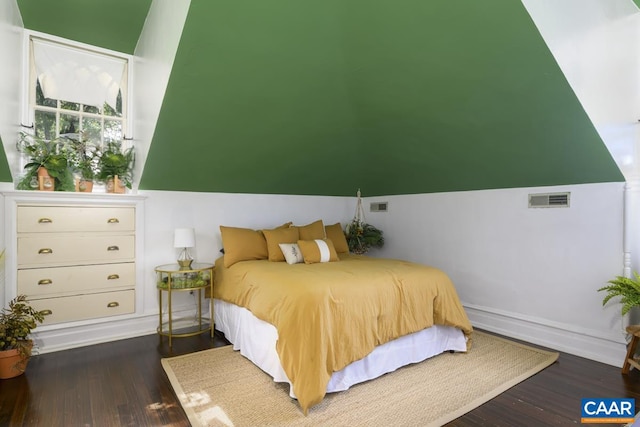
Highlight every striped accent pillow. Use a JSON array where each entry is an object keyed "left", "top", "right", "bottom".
[{"left": 297, "top": 239, "right": 339, "bottom": 264}]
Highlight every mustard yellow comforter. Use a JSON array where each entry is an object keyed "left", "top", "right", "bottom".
[{"left": 213, "top": 254, "right": 473, "bottom": 413}]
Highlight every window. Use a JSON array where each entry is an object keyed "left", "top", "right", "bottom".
[
  {"left": 26, "top": 34, "right": 131, "bottom": 154},
  {"left": 33, "top": 79, "right": 125, "bottom": 145}
]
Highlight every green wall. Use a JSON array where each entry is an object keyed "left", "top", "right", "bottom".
[
  {"left": 11, "top": 0, "right": 624, "bottom": 196},
  {"left": 141, "top": 1, "right": 364, "bottom": 195},
  {"left": 141, "top": 0, "right": 622, "bottom": 196},
  {"left": 346, "top": 1, "right": 621, "bottom": 195},
  {"left": 17, "top": 0, "right": 151, "bottom": 54},
  {"left": 0, "top": 136, "right": 11, "bottom": 182}
]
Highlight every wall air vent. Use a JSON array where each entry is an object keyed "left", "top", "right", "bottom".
[
  {"left": 528, "top": 192, "right": 570, "bottom": 208},
  {"left": 370, "top": 202, "right": 388, "bottom": 212}
]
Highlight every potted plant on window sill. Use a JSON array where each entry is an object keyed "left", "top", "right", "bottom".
[
  {"left": 65, "top": 136, "right": 101, "bottom": 193},
  {"left": 0, "top": 294, "right": 46, "bottom": 379},
  {"left": 96, "top": 141, "right": 134, "bottom": 194},
  {"left": 15, "top": 132, "right": 76, "bottom": 192}
]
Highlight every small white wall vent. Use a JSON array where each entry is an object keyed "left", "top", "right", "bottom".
[
  {"left": 528, "top": 192, "right": 570, "bottom": 208},
  {"left": 370, "top": 202, "right": 388, "bottom": 212}
]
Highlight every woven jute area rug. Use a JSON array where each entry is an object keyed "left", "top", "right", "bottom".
[{"left": 161, "top": 331, "right": 558, "bottom": 427}]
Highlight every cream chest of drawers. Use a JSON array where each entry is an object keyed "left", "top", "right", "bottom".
[{"left": 15, "top": 203, "right": 136, "bottom": 325}]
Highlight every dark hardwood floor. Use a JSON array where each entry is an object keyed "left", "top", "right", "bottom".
[{"left": 1, "top": 329, "right": 639, "bottom": 426}]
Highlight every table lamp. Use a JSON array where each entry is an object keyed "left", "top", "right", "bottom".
[{"left": 174, "top": 228, "right": 195, "bottom": 268}]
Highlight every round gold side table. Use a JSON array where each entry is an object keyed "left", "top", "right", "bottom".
[{"left": 155, "top": 262, "right": 214, "bottom": 349}]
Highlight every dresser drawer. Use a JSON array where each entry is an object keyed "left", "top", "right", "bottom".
[
  {"left": 18, "top": 263, "right": 135, "bottom": 297},
  {"left": 31, "top": 290, "right": 135, "bottom": 325},
  {"left": 17, "top": 206, "right": 135, "bottom": 233},
  {"left": 18, "top": 235, "right": 134, "bottom": 267}
]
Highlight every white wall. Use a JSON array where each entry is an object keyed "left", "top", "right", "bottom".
[
  {"left": 367, "top": 182, "right": 626, "bottom": 366},
  {"left": 5, "top": 182, "right": 627, "bottom": 365},
  {"left": 135, "top": 182, "right": 628, "bottom": 367},
  {"left": 514, "top": 1, "right": 640, "bottom": 365},
  {"left": 131, "top": 0, "right": 190, "bottom": 192},
  {"left": 137, "top": 184, "right": 626, "bottom": 367},
  {"left": 0, "top": 189, "right": 352, "bottom": 353},
  {"left": 0, "top": 0, "right": 23, "bottom": 183},
  {"left": 521, "top": 1, "right": 640, "bottom": 276},
  {"left": 138, "top": 190, "right": 353, "bottom": 316},
  {"left": 0, "top": 2, "right": 22, "bottom": 308},
  {"left": 521, "top": 0, "right": 639, "bottom": 181}
]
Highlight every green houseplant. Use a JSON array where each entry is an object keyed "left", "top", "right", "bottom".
[
  {"left": 96, "top": 141, "right": 135, "bottom": 193},
  {"left": 345, "top": 220, "right": 384, "bottom": 255},
  {"left": 598, "top": 272, "right": 640, "bottom": 315},
  {"left": 65, "top": 137, "right": 101, "bottom": 192},
  {"left": 0, "top": 295, "right": 46, "bottom": 379},
  {"left": 16, "top": 132, "right": 75, "bottom": 192},
  {"left": 345, "top": 189, "right": 384, "bottom": 255}
]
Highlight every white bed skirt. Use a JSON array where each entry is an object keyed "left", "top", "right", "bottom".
[{"left": 213, "top": 298, "right": 467, "bottom": 397}]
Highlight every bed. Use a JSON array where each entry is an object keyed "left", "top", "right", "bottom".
[{"left": 211, "top": 224, "right": 473, "bottom": 414}]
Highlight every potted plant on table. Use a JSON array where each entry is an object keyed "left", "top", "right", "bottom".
[
  {"left": 0, "top": 295, "right": 46, "bottom": 379},
  {"left": 96, "top": 141, "right": 135, "bottom": 193},
  {"left": 599, "top": 272, "right": 640, "bottom": 373},
  {"left": 16, "top": 132, "right": 75, "bottom": 192}
]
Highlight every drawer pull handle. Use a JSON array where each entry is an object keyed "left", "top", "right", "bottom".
[
  {"left": 107, "top": 246, "right": 119, "bottom": 251},
  {"left": 38, "top": 248, "right": 53, "bottom": 254},
  {"left": 38, "top": 279, "right": 52, "bottom": 285},
  {"left": 41, "top": 310, "right": 53, "bottom": 316},
  {"left": 107, "top": 218, "right": 120, "bottom": 224},
  {"left": 38, "top": 218, "right": 52, "bottom": 223},
  {"left": 107, "top": 302, "right": 120, "bottom": 308},
  {"left": 107, "top": 274, "right": 120, "bottom": 280}
]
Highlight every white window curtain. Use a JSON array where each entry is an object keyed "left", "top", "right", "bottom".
[{"left": 32, "top": 38, "right": 126, "bottom": 110}]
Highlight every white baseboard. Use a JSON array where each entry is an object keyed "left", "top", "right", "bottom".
[
  {"left": 30, "top": 306, "right": 199, "bottom": 354},
  {"left": 464, "top": 303, "right": 627, "bottom": 367},
  {"left": 30, "top": 301, "right": 628, "bottom": 369}
]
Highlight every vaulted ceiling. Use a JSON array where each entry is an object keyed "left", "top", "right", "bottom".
[{"left": 12, "top": 0, "right": 625, "bottom": 196}]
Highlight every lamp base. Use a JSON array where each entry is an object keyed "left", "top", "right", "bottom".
[{"left": 178, "top": 259, "right": 193, "bottom": 269}]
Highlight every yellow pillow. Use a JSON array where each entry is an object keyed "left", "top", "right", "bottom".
[
  {"left": 296, "top": 219, "right": 326, "bottom": 240},
  {"left": 220, "top": 226, "right": 268, "bottom": 268},
  {"left": 324, "top": 222, "right": 349, "bottom": 254},
  {"left": 297, "top": 239, "right": 339, "bottom": 264},
  {"left": 257, "top": 221, "right": 292, "bottom": 238},
  {"left": 263, "top": 227, "right": 300, "bottom": 262}
]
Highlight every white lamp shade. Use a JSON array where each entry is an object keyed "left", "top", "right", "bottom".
[{"left": 174, "top": 228, "right": 195, "bottom": 248}]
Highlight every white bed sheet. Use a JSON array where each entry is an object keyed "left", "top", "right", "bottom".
[{"left": 213, "top": 298, "right": 467, "bottom": 398}]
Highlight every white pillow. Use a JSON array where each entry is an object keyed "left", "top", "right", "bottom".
[{"left": 279, "top": 243, "right": 304, "bottom": 265}]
